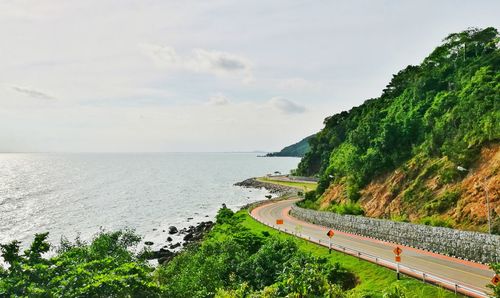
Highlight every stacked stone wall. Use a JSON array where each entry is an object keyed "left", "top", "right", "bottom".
[{"left": 290, "top": 205, "right": 500, "bottom": 264}]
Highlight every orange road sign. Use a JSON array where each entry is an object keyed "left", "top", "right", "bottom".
[
  {"left": 276, "top": 219, "right": 284, "bottom": 225},
  {"left": 327, "top": 230, "right": 335, "bottom": 238},
  {"left": 393, "top": 246, "right": 403, "bottom": 255},
  {"left": 492, "top": 274, "right": 500, "bottom": 286},
  {"left": 395, "top": 256, "right": 401, "bottom": 262}
]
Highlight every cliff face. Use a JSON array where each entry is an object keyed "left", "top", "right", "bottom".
[{"left": 320, "top": 144, "right": 499, "bottom": 232}]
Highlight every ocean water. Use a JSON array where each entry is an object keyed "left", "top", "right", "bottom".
[{"left": 0, "top": 153, "right": 299, "bottom": 249}]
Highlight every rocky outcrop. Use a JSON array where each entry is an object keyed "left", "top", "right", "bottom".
[
  {"left": 234, "top": 178, "right": 297, "bottom": 195},
  {"left": 147, "top": 221, "right": 214, "bottom": 265},
  {"left": 179, "top": 221, "right": 214, "bottom": 243}
]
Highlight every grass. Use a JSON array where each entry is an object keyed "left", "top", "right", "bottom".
[
  {"left": 256, "top": 176, "right": 317, "bottom": 192},
  {"left": 238, "top": 210, "right": 460, "bottom": 298}
]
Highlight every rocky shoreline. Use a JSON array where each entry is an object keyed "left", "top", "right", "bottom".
[
  {"left": 144, "top": 221, "right": 214, "bottom": 265},
  {"left": 234, "top": 177, "right": 298, "bottom": 195},
  {"left": 145, "top": 177, "right": 298, "bottom": 265}
]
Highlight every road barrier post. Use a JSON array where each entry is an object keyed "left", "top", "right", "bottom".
[
  {"left": 393, "top": 247, "right": 402, "bottom": 280},
  {"left": 326, "top": 230, "right": 334, "bottom": 254}
]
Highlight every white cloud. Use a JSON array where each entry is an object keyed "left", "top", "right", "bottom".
[
  {"left": 141, "top": 44, "right": 253, "bottom": 83},
  {"left": 268, "top": 97, "right": 306, "bottom": 114},
  {"left": 11, "top": 86, "right": 55, "bottom": 100},
  {"left": 207, "top": 94, "right": 230, "bottom": 106}
]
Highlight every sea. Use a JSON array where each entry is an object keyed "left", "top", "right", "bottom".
[{"left": 0, "top": 153, "right": 299, "bottom": 250}]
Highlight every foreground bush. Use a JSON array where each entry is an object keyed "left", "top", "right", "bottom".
[
  {"left": 156, "top": 209, "right": 356, "bottom": 297},
  {"left": 0, "top": 230, "right": 161, "bottom": 297}
]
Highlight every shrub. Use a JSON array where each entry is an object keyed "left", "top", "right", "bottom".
[
  {"left": 390, "top": 214, "right": 410, "bottom": 222},
  {"left": 297, "top": 190, "right": 320, "bottom": 210},
  {"left": 326, "top": 202, "right": 364, "bottom": 215},
  {"left": 216, "top": 205, "right": 235, "bottom": 224},
  {"left": 304, "top": 190, "right": 316, "bottom": 201},
  {"left": 424, "top": 189, "right": 460, "bottom": 214},
  {"left": 297, "top": 199, "right": 320, "bottom": 210},
  {"left": 418, "top": 216, "right": 455, "bottom": 228}
]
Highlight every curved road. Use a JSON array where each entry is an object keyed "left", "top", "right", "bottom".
[{"left": 251, "top": 198, "right": 494, "bottom": 298}]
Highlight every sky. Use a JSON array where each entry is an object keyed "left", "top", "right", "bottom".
[{"left": 1, "top": 1, "right": 499, "bottom": 152}]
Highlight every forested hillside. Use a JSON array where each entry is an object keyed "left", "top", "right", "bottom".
[
  {"left": 296, "top": 27, "right": 499, "bottom": 233},
  {"left": 266, "top": 135, "right": 314, "bottom": 157}
]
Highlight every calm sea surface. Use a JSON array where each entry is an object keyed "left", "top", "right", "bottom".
[{"left": 0, "top": 153, "right": 299, "bottom": 249}]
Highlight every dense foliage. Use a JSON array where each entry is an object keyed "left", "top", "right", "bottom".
[
  {"left": 0, "top": 230, "right": 161, "bottom": 297},
  {"left": 156, "top": 208, "right": 357, "bottom": 297},
  {"left": 295, "top": 27, "right": 499, "bottom": 204},
  {"left": 266, "top": 135, "right": 314, "bottom": 157}
]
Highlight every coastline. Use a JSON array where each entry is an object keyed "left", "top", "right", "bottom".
[{"left": 145, "top": 176, "right": 296, "bottom": 264}]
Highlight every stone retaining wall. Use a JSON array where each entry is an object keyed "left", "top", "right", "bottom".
[{"left": 290, "top": 205, "right": 500, "bottom": 264}]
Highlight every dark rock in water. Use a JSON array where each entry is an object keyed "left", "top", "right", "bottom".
[
  {"left": 170, "top": 242, "right": 181, "bottom": 249},
  {"left": 168, "top": 226, "right": 178, "bottom": 234},
  {"left": 183, "top": 233, "right": 193, "bottom": 241},
  {"left": 153, "top": 228, "right": 157, "bottom": 231},
  {"left": 157, "top": 249, "right": 176, "bottom": 265},
  {"left": 205, "top": 215, "right": 209, "bottom": 217},
  {"left": 162, "top": 230, "right": 166, "bottom": 232},
  {"left": 265, "top": 195, "right": 272, "bottom": 199},
  {"left": 167, "top": 237, "right": 173, "bottom": 242},
  {"left": 182, "top": 221, "right": 215, "bottom": 243},
  {"left": 144, "top": 247, "right": 177, "bottom": 265},
  {"left": 187, "top": 217, "right": 193, "bottom": 221},
  {"left": 144, "top": 241, "right": 154, "bottom": 246}
]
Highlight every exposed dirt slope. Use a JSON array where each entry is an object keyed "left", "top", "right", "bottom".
[{"left": 320, "top": 144, "right": 499, "bottom": 232}]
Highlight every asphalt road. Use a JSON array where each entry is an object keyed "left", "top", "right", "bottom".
[{"left": 251, "top": 198, "right": 495, "bottom": 298}]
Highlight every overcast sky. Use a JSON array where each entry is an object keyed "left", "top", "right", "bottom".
[{"left": 1, "top": 1, "right": 499, "bottom": 152}]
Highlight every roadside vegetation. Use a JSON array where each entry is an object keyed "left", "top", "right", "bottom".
[{"left": 1, "top": 206, "right": 472, "bottom": 297}]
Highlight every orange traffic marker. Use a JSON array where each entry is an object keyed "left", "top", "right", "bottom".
[
  {"left": 393, "top": 246, "right": 403, "bottom": 256},
  {"left": 492, "top": 274, "right": 500, "bottom": 286},
  {"left": 276, "top": 219, "right": 284, "bottom": 225},
  {"left": 327, "top": 230, "right": 335, "bottom": 238}
]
